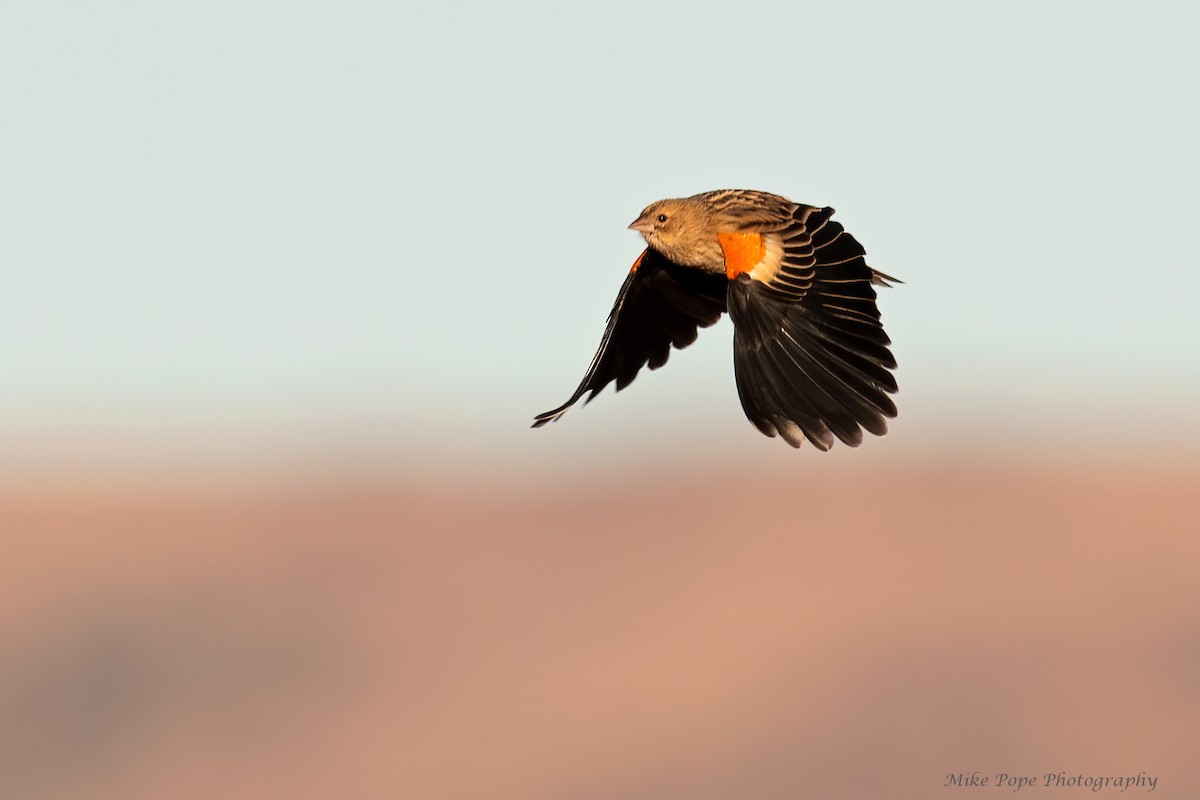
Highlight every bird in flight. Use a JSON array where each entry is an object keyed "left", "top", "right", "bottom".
[{"left": 532, "top": 189, "right": 899, "bottom": 449}]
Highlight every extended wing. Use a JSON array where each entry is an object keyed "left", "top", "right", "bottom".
[
  {"left": 533, "top": 247, "right": 727, "bottom": 427},
  {"left": 726, "top": 206, "right": 898, "bottom": 449}
]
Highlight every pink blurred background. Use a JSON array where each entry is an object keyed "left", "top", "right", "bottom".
[{"left": 4, "top": 447, "right": 1197, "bottom": 799}]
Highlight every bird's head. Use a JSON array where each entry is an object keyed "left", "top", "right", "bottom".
[{"left": 628, "top": 197, "right": 716, "bottom": 269}]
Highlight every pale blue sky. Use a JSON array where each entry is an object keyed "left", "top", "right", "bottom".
[{"left": 4, "top": 2, "right": 1198, "bottom": 469}]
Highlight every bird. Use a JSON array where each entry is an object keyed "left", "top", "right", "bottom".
[{"left": 532, "top": 189, "right": 899, "bottom": 449}]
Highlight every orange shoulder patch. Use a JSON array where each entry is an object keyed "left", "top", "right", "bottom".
[
  {"left": 717, "top": 233, "right": 765, "bottom": 280},
  {"left": 629, "top": 249, "right": 648, "bottom": 273}
]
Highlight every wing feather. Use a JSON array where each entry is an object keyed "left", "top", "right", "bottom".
[
  {"left": 532, "top": 248, "right": 727, "bottom": 427},
  {"left": 727, "top": 205, "right": 898, "bottom": 448}
]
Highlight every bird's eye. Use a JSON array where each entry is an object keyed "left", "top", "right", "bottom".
[{"left": 657, "top": 214, "right": 668, "bottom": 223}]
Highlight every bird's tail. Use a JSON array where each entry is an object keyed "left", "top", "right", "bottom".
[{"left": 871, "top": 269, "right": 903, "bottom": 287}]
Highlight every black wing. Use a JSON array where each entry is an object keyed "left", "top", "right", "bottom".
[
  {"left": 533, "top": 247, "right": 727, "bottom": 427},
  {"left": 727, "top": 206, "right": 898, "bottom": 449}
]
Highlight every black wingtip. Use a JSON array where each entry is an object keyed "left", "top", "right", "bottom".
[
  {"left": 532, "top": 383, "right": 603, "bottom": 428},
  {"left": 728, "top": 270, "right": 898, "bottom": 451},
  {"left": 531, "top": 406, "right": 569, "bottom": 428}
]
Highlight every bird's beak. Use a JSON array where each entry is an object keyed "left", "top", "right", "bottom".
[{"left": 628, "top": 214, "right": 654, "bottom": 234}]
